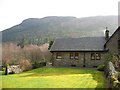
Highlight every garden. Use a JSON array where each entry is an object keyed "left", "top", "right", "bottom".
[{"left": 1, "top": 67, "right": 107, "bottom": 88}]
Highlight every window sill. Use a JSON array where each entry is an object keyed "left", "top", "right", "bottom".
[{"left": 56, "top": 59, "right": 62, "bottom": 61}]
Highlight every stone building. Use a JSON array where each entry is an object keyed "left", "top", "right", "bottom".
[{"left": 50, "top": 27, "right": 120, "bottom": 67}]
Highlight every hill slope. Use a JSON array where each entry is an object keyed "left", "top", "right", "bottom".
[{"left": 2, "top": 16, "right": 118, "bottom": 42}]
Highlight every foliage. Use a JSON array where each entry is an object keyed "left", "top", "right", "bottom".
[
  {"left": 97, "top": 64, "right": 105, "bottom": 71},
  {"left": 118, "top": 72, "right": 120, "bottom": 81},
  {"left": 32, "top": 62, "right": 46, "bottom": 69},
  {"left": 32, "top": 61, "right": 40, "bottom": 69},
  {"left": 17, "top": 36, "right": 29, "bottom": 48},
  {"left": 2, "top": 43, "right": 51, "bottom": 69},
  {"left": 19, "top": 59, "right": 32, "bottom": 71},
  {"left": 104, "top": 54, "right": 120, "bottom": 70},
  {"left": 104, "top": 54, "right": 113, "bottom": 65},
  {"left": 112, "top": 77, "right": 120, "bottom": 89},
  {"left": 2, "top": 68, "right": 106, "bottom": 88},
  {"left": 112, "top": 54, "right": 120, "bottom": 69},
  {"left": 48, "top": 40, "right": 54, "bottom": 50}
]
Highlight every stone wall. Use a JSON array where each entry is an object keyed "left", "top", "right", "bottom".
[
  {"left": 7, "top": 65, "right": 22, "bottom": 74},
  {"left": 104, "top": 61, "right": 120, "bottom": 89},
  {"left": 106, "top": 28, "right": 119, "bottom": 55},
  {"left": 84, "top": 52, "right": 106, "bottom": 67},
  {"left": 52, "top": 52, "right": 106, "bottom": 67},
  {"left": 52, "top": 52, "right": 84, "bottom": 67}
]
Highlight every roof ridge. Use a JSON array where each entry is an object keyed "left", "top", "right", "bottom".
[{"left": 56, "top": 36, "right": 105, "bottom": 39}]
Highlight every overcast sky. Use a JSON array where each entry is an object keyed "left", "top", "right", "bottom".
[{"left": 0, "top": 0, "right": 119, "bottom": 31}]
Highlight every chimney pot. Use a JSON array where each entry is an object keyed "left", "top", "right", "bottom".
[{"left": 105, "top": 27, "right": 109, "bottom": 40}]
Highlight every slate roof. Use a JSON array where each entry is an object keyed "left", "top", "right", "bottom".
[{"left": 50, "top": 37, "right": 107, "bottom": 52}]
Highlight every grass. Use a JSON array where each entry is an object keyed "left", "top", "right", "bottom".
[{"left": 1, "top": 67, "right": 107, "bottom": 88}]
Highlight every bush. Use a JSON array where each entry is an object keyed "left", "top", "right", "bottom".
[
  {"left": 32, "top": 62, "right": 46, "bottom": 69},
  {"left": 32, "top": 61, "right": 40, "bottom": 69},
  {"left": 0, "top": 65, "right": 2, "bottom": 71},
  {"left": 97, "top": 64, "right": 105, "bottom": 71},
  {"left": 2, "top": 67, "right": 5, "bottom": 71},
  {"left": 113, "top": 80, "right": 120, "bottom": 88},
  {"left": 0, "top": 70, "right": 5, "bottom": 75},
  {"left": 19, "top": 59, "right": 32, "bottom": 71},
  {"left": 118, "top": 72, "right": 120, "bottom": 81},
  {"left": 40, "top": 62, "right": 46, "bottom": 67}
]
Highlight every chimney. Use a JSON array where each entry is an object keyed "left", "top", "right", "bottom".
[{"left": 105, "top": 27, "right": 109, "bottom": 40}]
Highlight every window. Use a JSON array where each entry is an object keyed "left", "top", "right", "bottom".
[
  {"left": 75, "top": 53, "right": 79, "bottom": 59},
  {"left": 70, "top": 53, "right": 79, "bottom": 60},
  {"left": 56, "top": 53, "right": 62, "bottom": 59},
  {"left": 96, "top": 53, "right": 101, "bottom": 60},
  {"left": 70, "top": 53, "right": 74, "bottom": 59},
  {"left": 91, "top": 53, "right": 95, "bottom": 60},
  {"left": 91, "top": 53, "right": 101, "bottom": 60}
]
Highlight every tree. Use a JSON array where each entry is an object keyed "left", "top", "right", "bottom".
[
  {"left": 48, "top": 41, "right": 54, "bottom": 50},
  {"left": 5, "top": 64, "right": 8, "bottom": 75},
  {"left": 17, "top": 36, "right": 29, "bottom": 48}
]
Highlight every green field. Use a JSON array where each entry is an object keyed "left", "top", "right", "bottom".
[{"left": 1, "top": 68, "right": 107, "bottom": 88}]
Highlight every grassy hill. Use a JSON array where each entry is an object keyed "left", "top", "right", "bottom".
[
  {"left": 2, "top": 67, "right": 106, "bottom": 88},
  {"left": 2, "top": 16, "right": 118, "bottom": 42}
]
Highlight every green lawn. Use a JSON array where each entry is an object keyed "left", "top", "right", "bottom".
[{"left": 1, "top": 68, "right": 107, "bottom": 88}]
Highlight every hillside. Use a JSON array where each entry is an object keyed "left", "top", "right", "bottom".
[{"left": 2, "top": 16, "right": 118, "bottom": 42}]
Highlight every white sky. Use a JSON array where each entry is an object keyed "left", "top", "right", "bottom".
[{"left": 0, "top": 0, "right": 119, "bottom": 31}]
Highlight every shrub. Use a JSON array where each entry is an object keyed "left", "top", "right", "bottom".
[
  {"left": 19, "top": 59, "right": 32, "bottom": 71},
  {"left": 2, "top": 68, "right": 5, "bottom": 71},
  {"left": 113, "top": 80, "right": 120, "bottom": 88},
  {"left": 0, "top": 66, "right": 2, "bottom": 71},
  {"left": 32, "top": 61, "right": 40, "bottom": 69},
  {"left": 97, "top": 64, "right": 105, "bottom": 71},
  {"left": 32, "top": 61, "right": 46, "bottom": 69},
  {"left": 40, "top": 62, "right": 46, "bottom": 67},
  {"left": 2, "top": 71, "right": 5, "bottom": 75},
  {"left": 118, "top": 72, "right": 120, "bottom": 81}
]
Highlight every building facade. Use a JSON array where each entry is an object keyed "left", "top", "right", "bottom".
[{"left": 50, "top": 27, "right": 120, "bottom": 67}]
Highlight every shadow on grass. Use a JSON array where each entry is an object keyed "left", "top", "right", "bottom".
[{"left": 92, "top": 72, "right": 107, "bottom": 89}]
